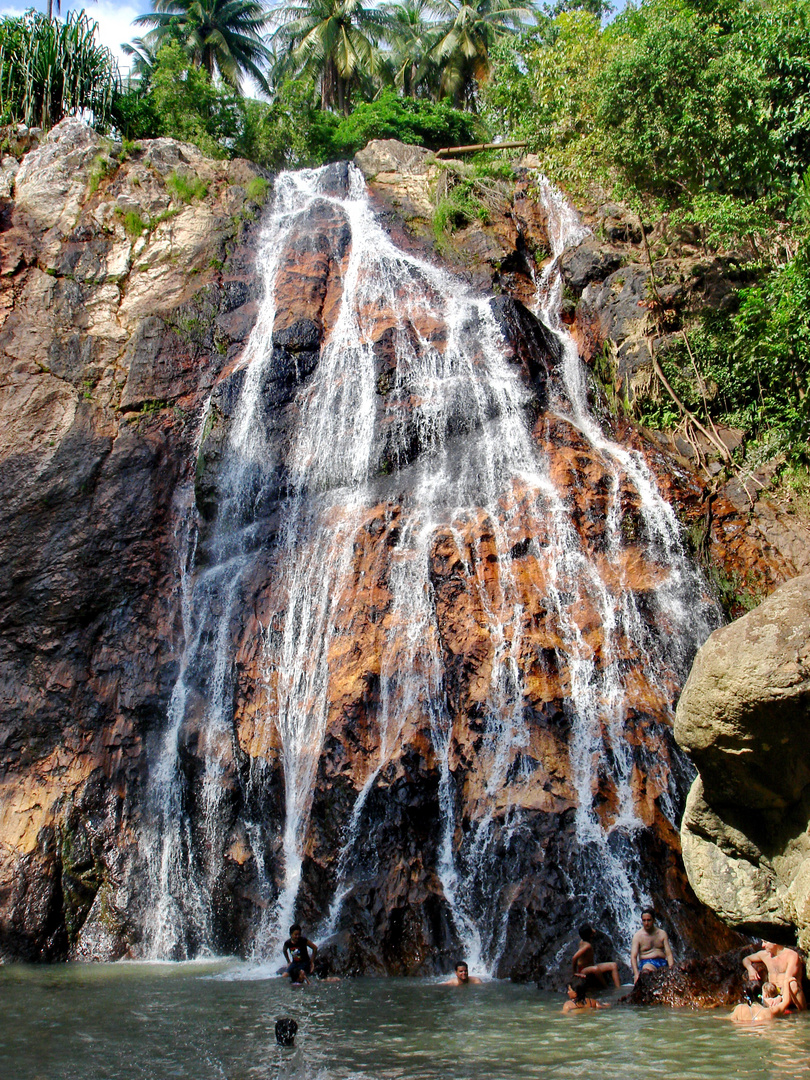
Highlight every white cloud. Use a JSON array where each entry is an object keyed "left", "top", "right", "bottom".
[{"left": 0, "top": 2, "right": 142, "bottom": 73}]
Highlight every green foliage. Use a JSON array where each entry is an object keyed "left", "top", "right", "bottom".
[
  {"left": 167, "top": 170, "right": 209, "bottom": 202},
  {"left": 118, "top": 209, "right": 148, "bottom": 238},
  {"left": 326, "top": 90, "right": 483, "bottom": 156},
  {"left": 245, "top": 176, "right": 269, "bottom": 202},
  {"left": 88, "top": 152, "right": 117, "bottom": 196},
  {"left": 0, "top": 10, "right": 120, "bottom": 131}
]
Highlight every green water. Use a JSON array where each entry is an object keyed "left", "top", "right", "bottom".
[{"left": 1, "top": 961, "right": 808, "bottom": 1080}]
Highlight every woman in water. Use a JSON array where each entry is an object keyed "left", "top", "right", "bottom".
[
  {"left": 730, "top": 980, "right": 794, "bottom": 1022},
  {"left": 562, "top": 976, "right": 611, "bottom": 1013}
]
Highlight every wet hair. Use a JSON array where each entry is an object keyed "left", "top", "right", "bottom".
[
  {"left": 762, "top": 981, "right": 779, "bottom": 998},
  {"left": 275, "top": 1018, "right": 298, "bottom": 1046},
  {"left": 570, "top": 976, "right": 588, "bottom": 1002},
  {"left": 288, "top": 963, "right": 307, "bottom": 984},
  {"left": 743, "top": 980, "right": 762, "bottom": 1004},
  {"left": 641, "top": 908, "right": 655, "bottom": 919},
  {"left": 578, "top": 923, "right": 594, "bottom": 942},
  {"left": 456, "top": 961, "right": 468, "bottom": 971},
  {"left": 289, "top": 923, "right": 302, "bottom": 934}
]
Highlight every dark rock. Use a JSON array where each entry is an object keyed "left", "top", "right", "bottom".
[
  {"left": 561, "top": 237, "right": 623, "bottom": 294},
  {"left": 622, "top": 946, "right": 757, "bottom": 1007}
]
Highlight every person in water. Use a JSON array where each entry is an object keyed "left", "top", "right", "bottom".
[
  {"left": 283, "top": 923, "right": 318, "bottom": 975},
  {"left": 630, "top": 909, "right": 674, "bottom": 982},
  {"left": 743, "top": 941, "right": 807, "bottom": 1011},
  {"left": 444, "top": 961, "right": 482, "bottom": 985},
  {"left": 572, "top": 923, "right": 621, "bottom": 989},
  {"left": 562, "top": 975, "right": 610, "bottom": 1013},
  {"left": 730, "top": 980, "right": 794, "bottom": 1023}
]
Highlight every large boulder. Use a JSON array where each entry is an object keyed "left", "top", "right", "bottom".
[{"left": 675, "top": 572, "right": 810, "bottom": 949}]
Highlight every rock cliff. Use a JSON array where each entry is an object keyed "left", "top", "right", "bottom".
[
  {"left": 676, "top": 572, "right": 810, "bottom": 952},
  {"left": 0, "top": 126, "right": 798, "bottom": 973}
]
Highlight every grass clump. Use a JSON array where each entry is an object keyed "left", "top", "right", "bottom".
[
  {"left": 245, "top": 176, "right": 269, "bottom": 204},
  {"left": 167, "top": 170, "right": 208, "bottom": 203}
]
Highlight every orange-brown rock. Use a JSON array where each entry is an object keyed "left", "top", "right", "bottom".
[{"left": 0, "top": 126, "right": 796, "bottom": 978}]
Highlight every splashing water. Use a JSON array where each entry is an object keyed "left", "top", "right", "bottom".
[{"left": 142, "top": 164, "right": 719, "bottom": 971}]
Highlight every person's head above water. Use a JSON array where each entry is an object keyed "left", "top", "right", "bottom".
[
  {"left": 455, "top": 961, "right": 470, "bottom": 983},
  {"left": 762, "top": 981, "right": 779, "bottom": 999},
  {"left": 743, "top": 979, "right": 763, "bottom": 1004},
  {"left": 578, "top": 923, "right": 595, "bottom": 942},
  {"left": 275, "top": 1018, "right": 298, "bottom": 1046},
  {"left": 568, "top": 976, "right": 588, "bottom": 1002},
  {"left": 288, "top": 963, "right": 307, "bottom": 984}
]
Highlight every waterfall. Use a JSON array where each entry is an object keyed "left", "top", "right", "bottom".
[{"left": 141, "top": 163, "right": 719, "bottom": 971}]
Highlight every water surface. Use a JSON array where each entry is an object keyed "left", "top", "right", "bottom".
[{"left": 2, "top": 962, "right": 809, "bottom": 1079}]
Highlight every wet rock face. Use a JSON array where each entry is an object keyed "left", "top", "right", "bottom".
[
  {"left": 0, "top": 127, "right": 788, "bottom": 972},
  {"left": 623, "top": 946, "right": 757, "bottom": 1008},
  {"left": 0, "top": 118, "right": 267, "bottom": 961},
  {"left": 675, "top": 573, "right": 810, "bottom": 953}
]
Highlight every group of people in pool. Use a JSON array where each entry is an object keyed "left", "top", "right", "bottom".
[
  {"left": 563, "top": 911, "right": 807, "bottom": 1022},
  {"left": 279, "top": 914, "right": 807, "bottom": 1022}
]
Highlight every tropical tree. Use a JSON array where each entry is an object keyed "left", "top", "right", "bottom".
[
  {"left": 430, "top": 0, "right": 538, "bottom": 108},
  {"left": 0, "top": 10, "right": 120, "bottom": 130},
  {"left": 133, "top": 0, "right": 272, "bottom": 93},
  {"left": 271, "top": 0, "right": 390, "bottom": 114},
  {"left": 382, "top": 0, "right": 442, "bottom": 99}
]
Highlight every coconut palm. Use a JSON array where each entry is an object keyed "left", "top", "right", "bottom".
[
  {"left": 431, "top": 0, "right": 537, "bottom": 108},
  {"left": 382, "top": 0, "right": 442, "bottom": 100},
  {"left": 271, "top": 0, "right": 389, "bottom": 114},
  {"left": 133, "top": 0, "right": 272, "bottom": 93}
]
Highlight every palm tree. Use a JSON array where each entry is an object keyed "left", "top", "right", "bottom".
[
  {"left": 430, "top": 0, "right": 537, "bottom": 109},
  {"left": 121, "top": 36, "right": 162, "bottom": 84},
  {"left": 271, "top": 0, "right": 389, "bottom": 114},
  {"left": 382, "top": 0, "right": 442, "bottom": 100},
  {"left": 134, "top": 0, "right": 272, "bottom": 93}
]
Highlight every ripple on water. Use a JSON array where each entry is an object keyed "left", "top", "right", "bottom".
[{"left": 1, "top": 969, "right": 809, "bottom": 1080}]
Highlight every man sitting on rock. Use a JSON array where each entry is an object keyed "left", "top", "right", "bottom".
[
  {"left": 572, "top": 923, "right": 621, "bottom": 988},
  {"left": 630, "top": 908, "right": 674, "bottom": 982},
  {"left": 743, "top": 941, "right": 807, "bottom": 1011}
]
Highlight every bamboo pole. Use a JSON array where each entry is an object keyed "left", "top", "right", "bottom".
[{"left": 433, "top": 140, "right": 528, "bottom": 159}]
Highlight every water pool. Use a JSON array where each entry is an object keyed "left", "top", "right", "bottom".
[{"left": 2, "top": 962, "right": 808, "bottom": 1080}]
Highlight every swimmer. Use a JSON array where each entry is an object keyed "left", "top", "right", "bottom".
[
  {"left": 730, "top": 980, "right": 793, "bottom": 1023},
  {"left": 275, "top": 1018, "right": 298, "bottom": 1046},
  {"left": 630, "top": 909, "right": 674, "bottom": 982},
  {"left": 572, "top": 923, "right": 621, "bottom": 989},
  {"left": 563, "top": 975, "right": 610, "bottom": 1013},
  {"left": 443, "top": 961, "right": 482, "bottom": 985}
]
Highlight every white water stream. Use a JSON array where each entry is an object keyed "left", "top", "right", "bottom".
[{"left": 141, "top": 165, "right": 718, "bottom": 970}]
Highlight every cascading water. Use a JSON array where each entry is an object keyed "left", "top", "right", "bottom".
[{"left": 141, "top": 163, "right": 719, "bottom": 971}]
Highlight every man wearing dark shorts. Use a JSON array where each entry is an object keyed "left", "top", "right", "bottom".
[{"left": 283, "top": 923, "right": 318, "bottom": 974}]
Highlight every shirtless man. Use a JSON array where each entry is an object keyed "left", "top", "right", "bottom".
[
  {"left": 743, "top": 941, "right": 806, "bottom": 1011},
  {"left": 630, "top": 909, "right": 674, "bottom": 982},
  {"left": 572, "top": 923, "right": 621, "bottom": 989},
  {"left": 443, "top": 961, "right": 482, "bottom": 985}
]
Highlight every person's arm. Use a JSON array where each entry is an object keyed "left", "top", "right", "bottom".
[
  {"left": 663, "top": 932, "right": 674, "bottom": 969},
  {"left": 766, "top": 993, "right": 791, "bottom": 1017},
  {"left": 743, "top": 951, "right": 764, "bottom": 980},
  {"left": 283, "top": 942, "right": 291, "bottom": 963},
  {"left": 631, "top": 934, "right": 640, "bottom": 982},
  {"left": 309, "top": 939, "right": 319, "bottom": 959}
]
